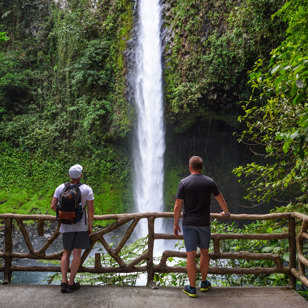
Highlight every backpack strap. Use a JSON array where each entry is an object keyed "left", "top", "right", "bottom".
[
  {"left": 75, "top": 182, "right": 83, "bottom": 206},
  {"left": 61, "top": 182, "right": 70, "bottom": 194},
  {"left": 59, "top": 182, "right": 70, "bottom": 205},
  {"left": 84, "top": 204, "right": 87, "bottom": 226},
  {"left": 75, "top": 183, "right": 87, "bottom": 225}
]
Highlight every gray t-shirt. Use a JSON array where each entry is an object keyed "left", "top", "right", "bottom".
[{"left": 53, "top": 183, "right": 94, "bottom": 233}]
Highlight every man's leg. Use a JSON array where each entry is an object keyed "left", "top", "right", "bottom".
[
  {"left": 200, "top": 248, "right": 209, "bottom": 282},
  {"left": 182, "top": 225, "right": 198, "bottom": 297},
  {"left": 187, "top": 250, "right": 197, "bottom": 287},
  {"left": 61, "top": 249, "right": 71, "bottom": 283},
  {"left": 68, "top": 248, "right": 81, "bottom": 285}
]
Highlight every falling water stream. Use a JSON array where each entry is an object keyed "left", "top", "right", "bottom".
[{"left": 133, "top": 0, "right": 165, "bottom": 237}]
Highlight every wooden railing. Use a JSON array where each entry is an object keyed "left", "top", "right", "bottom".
[{"left": 0, "top": 212, "right": 307, "bottom": 288}]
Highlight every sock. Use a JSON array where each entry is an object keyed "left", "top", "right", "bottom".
[{"left": 190, "top": 285, "right": 196, "bottom": 289}]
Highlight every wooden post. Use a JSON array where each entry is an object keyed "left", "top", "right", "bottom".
[
  {"left": 3, "top": 218, "right": 12, "bottom": 284},
  {"left": 213, "top": 239, "right": 220, "bottom": 254},
  {"left": 146, "top": 216, "right": 155, "bottom": 288},
  {"left": 297, "top": 220, "right": 308, "bottom": 278},
  {"left": 288, "top": 217, "right": 296, "bottom": 288},
  {"left": 95, "top": 253, "right": 102, "bottom": 269},
  {"left": 38, "top": 219, "right": 44, "bottom": 237}
]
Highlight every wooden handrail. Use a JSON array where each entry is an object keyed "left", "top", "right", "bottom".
[
  {"left": 0, "top": 212, "right": 292, "bottom": 220},
  {"left": 0, "top": 212, "right": 307, "bottom": 288}
]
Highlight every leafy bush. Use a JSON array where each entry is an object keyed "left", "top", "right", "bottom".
[
  {"left": 163, "top": 0, "right": 286, "bottom": 122},
  {"left": 0, "top": 0, "right": 134, "bottom": 157},
  {"left": 0, "top": 141, "right": 133, "bottom": 215},
  {"left": 233, "top": 0, "right": 307, "bottom": 208}
]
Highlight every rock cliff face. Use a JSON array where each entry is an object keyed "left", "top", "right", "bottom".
[{"left": 160, "top": 0, "right": 286, "bottom": 124}]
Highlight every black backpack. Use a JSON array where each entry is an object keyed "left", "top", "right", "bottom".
[{"left": 56, "top": 182, "right": 85, "bottom": 224}]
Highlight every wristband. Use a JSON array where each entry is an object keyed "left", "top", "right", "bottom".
[{"left": 225, "top": 213, "right": 230, "bottom": 216}]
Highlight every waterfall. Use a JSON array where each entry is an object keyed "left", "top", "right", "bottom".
[{"left": 133, "top": 0, "right": 165, "bottom": 236}]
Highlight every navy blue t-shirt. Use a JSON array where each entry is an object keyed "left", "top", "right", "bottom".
[{"left": 176, "top": 174, "right": 220, "bottom": 226}]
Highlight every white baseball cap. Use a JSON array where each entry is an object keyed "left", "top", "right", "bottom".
[{"left": 69, "top": 164, "right": 83, "bottom": 179}]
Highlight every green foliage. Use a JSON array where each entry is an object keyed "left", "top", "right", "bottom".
[
  {"left": 210, "top": 220, "right": 289, "bottom": 287},
  {"left": 297, "top": 281, "right": 308, "bottom": 300},
  {"left": 164, "top": 0, "right": 286, "bottom": 122},
  {"left": 164, "top": 167, "right": 183, "bottom": 210},
  {"left": 0, "top": 32, "right": 8, "bottom": 42},
  {"left": 71, "top": 39, "right": 112, "bottom": 94},
  {"left": 233, "top": 0, "right": 308, "bottom": 207},
  {"left": 0, "top": 0, "right": 135, "bottom": 214},
  {"left": 0, "top": 45, "right": 32, "bottom": 120},
  {"left": 94, "top": 183, "right": 126, "bottom": 215},
  {"left": 0, "top": 141, "right": 133, "bottom": 215},
  {"left": 0, "top": 0, "right": 134, "bottom": 157}
]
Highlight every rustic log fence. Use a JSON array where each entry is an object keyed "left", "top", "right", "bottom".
[{"left": 0, "top": 212, "right": 307, "bottom": 288}]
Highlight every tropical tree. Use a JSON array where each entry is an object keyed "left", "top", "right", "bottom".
[{"left": 234, "top": 0, "right": 308, "bottom": 211}]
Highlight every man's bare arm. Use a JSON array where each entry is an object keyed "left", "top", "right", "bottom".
[
  {"left": 214, "top": 193, "right": 231, "bottom": 216},
  {"left": 174, "top": 199, "right": 183, "bottom": 237},
  {"left": 51, "top": 197, "right": 58, "bottom": 212},
  {"left": 87, "top": 200, "right": 94, "bottom": 234}
]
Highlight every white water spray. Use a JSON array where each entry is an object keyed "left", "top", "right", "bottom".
[{"left": 133, "top": 0, "right": 165, "bottom": 237}]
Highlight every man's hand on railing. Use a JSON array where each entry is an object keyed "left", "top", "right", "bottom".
[
  {"left": 174, "top": 224, "right": 181, "bottom": 237},
  {"left": 220, "top": 211, "right": 231, "bottom": 217}
]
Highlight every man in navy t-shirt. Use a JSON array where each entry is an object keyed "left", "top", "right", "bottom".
[{"left": 174, "top": 156, "right": 231, "bottom": 298}]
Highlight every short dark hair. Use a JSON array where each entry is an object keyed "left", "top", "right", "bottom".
[{"left": 189, "top": 156, "right": 203, "bottom": 170}]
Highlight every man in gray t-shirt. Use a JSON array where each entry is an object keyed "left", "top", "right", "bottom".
[{"left": 51, "top": 164, "right": 94, "bottom": 293}]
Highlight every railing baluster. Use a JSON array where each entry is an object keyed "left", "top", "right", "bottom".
[
  {"left": 95, "top": 253, "right": 102, "bottom": 269},
  {"left": 37, "top": 219, "right": 44, "bottom": 237},
  {"left": 288, "top": 217, "right": 296, "bottom": 288},
  {"left": 213, "top": 239, "right": 220, "bottom": 254},
  {"left": 3, "top": 218, "right": 12, "bottom": 284},
  {"left": 114, "top": 218, "right": 139, "bottom": 254},
  {"left": 298, "top": 220, "right": 308, "bottom": 277},
  {"left": 146, "top": 216, "right": 155, "bottom": 288},
  {"left": 16, "top": 219, "right": 34, "bottom": 254}
]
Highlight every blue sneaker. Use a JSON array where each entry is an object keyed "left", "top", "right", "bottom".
[
  {"left": 200, "top": 280, "right": 211, "bottom": 292},
  {"left": 183, "top": 285, "right": 197, "bottom": 298}
]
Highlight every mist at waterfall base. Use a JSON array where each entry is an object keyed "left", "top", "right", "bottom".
[{"left": 132, "top": 0, "right": 166, "bottom": 249}]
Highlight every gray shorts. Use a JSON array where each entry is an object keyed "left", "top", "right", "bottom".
[
  {"left": 62, "top": 231, "right": 90, "bottom": 251},
  {"left": 182, "top": 224, "right": 211, "bottom": 252}
]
